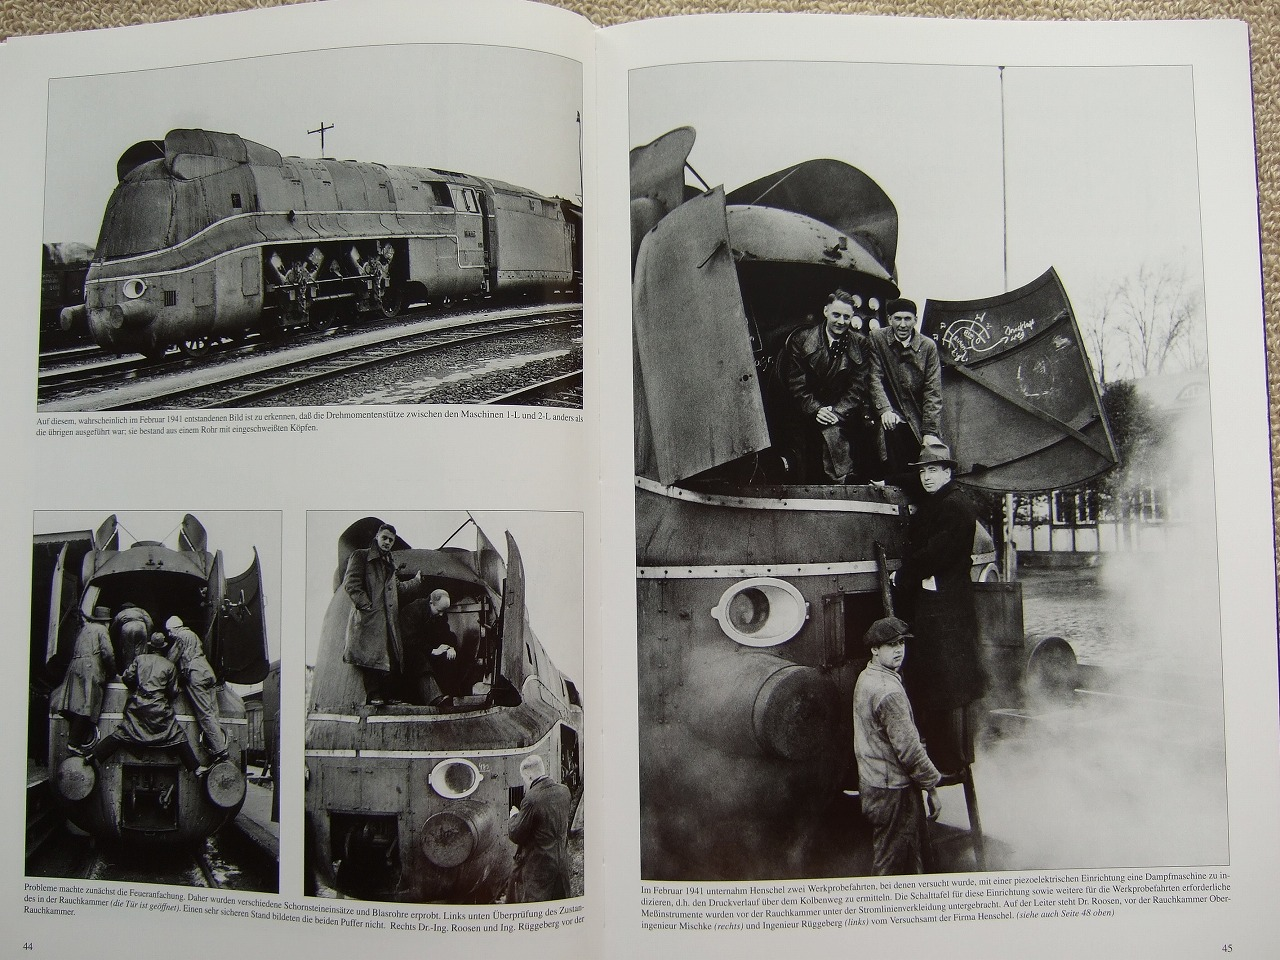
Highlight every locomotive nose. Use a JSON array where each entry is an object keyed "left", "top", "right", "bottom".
[{"left": 687, "top": 651, "right": 839, "bottom": 761}]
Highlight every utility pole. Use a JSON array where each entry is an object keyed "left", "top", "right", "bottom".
[{"left": 308, "top": 121, "right": 335, "bottom": 155}]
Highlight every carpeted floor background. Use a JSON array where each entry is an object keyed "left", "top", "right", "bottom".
[{"left": 4, "top": 0, "right": 1277, "bottom": 528}]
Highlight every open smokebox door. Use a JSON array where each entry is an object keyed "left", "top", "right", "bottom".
[
  {"left": 631, "top": 147, "right": 901, "bottom": 488},
  {"left": 921, "top": 268, "right": 1119, "bottom": 494}
]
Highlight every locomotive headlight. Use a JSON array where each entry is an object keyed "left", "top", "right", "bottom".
[
  {"left": 122, "top": 278, "right": 147, "bottom": 300},
  {"left": 428, "top": 758, "right": 482, "bottom": 799},
  {"left": 711, "top": 577, "right": 808, "bottom": 647}
]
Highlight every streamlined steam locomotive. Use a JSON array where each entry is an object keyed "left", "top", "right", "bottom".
[
  {"left": 305, "top": 518, "right": 583, "bottom": 903},
  {"left": 60, "top": 129, "right": 581, "bottom": 358},
  {"left": 33, "top": 514, "right": 270, "bottom": 845},
  {"left": 631, "top": 127, "right": 1116, "bottom": 879}
]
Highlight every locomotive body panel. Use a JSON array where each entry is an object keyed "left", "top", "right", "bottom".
[
  {"left": 48, "top": 680, "right": 248, "bottom": 843},
  {"left": 75, "top": 130, "right": 581, "bottom": 356}
]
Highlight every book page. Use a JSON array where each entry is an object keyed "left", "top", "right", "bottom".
[
  {"left": 1, "top": 1, "right": 600, "bottom": 957},
  {"left": 596, "top": 13, "right": 1277, "bottom": 957}
]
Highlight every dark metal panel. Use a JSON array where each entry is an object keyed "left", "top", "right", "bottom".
[
  {"left": 629, "top": 127, "right": 696, "bottom": 234},
  {"left": 45, "top": 545, "right": 71, "bottom": 665},
  {"left": 179, "top": 514, "right": 208, "bottom": 554},
  {"left": 93, "top": 514, "right": 118, "bottom": 552},
  {"left": 633, "top": 188, "right": 770, "bottom": 485},
  {"left": 474, "top": 525, "right": 507, "bottom": 599},
  {"left": 499, "top": 533, "right": 526, "bottom": 686},
  {"left": 216, "top": 548, "right": 270, "bottom": 685},
  {"left": 922, "top": 268, "right": 1118, "bottom": 492},
  {"left": 727, "top": 159, "right": 900, "bottom": 279}
]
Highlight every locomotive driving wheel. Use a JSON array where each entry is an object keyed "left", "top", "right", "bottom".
[
  {"left": 375, "top": 280, "right": 404, "bottom": 318},
  {"left": 181, "top": 337, "right": 211, "bottom": 358}
]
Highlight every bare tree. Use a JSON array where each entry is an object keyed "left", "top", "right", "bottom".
[
  {"left": 1115, "top": 261, "right": 1206, "bottom": 378},
  {"left": 1078, "top": 260, "right": 1206, "bottom": 383}
]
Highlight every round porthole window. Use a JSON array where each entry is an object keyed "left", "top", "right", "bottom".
[{"left": 710, "top": 577, "right": 808, "bottom": 647}]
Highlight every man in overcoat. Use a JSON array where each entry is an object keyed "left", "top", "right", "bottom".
[
  {"left": 893, "top": 441, "right": 988, "bottom": 775},
  {"left": 781, "top": 289, "right": 874, "bottom": 482},
  {"left": 507, "top": 754, "right": 573, "bottom": 903},
  {"left": 57, "top": 606, "right": 116, "bottom": 754},
  {"left": 92, "top": 630, "right": 202, "bottom": 773},
  {"left": 342, "top": 523, "right": 426, "bottom": 706}
]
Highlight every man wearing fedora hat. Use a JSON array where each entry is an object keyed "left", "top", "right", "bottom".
[
  {"left": 868, "top": 298, "right": 943, "bottom": 485},
  {"left": 893, "top": 440, "right": 988, "bottom": 775},
  {"left": 57, "top": 606, "right": 116, "bottom": 755}
]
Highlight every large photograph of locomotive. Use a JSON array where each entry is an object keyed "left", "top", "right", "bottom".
[
  {"left": 28, "top": 511, "right": 280, "bottom": 891},
  {"left": 39, "top": 45, "right": 583, "bottom": 411},
  {"left": 304, "top": 512, "right": 584, "bottom": 904},
  {"left": 631, "top": 62, "right": 1226, "bottom": 880}
]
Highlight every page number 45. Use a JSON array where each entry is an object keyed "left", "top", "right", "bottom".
[{"left": 1222, "top": 946, "right": 1233, "bottom": 954}]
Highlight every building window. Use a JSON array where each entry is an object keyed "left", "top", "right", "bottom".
[{"left": 1052, "top": 489, "right": 1097, "bottom": 526}]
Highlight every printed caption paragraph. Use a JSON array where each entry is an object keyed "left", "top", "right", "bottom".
[
  {"left": 22, "top": 882, "right": 584, "bottom": 933},
  {"left": 35, "top": 408, "right": 582, "bottom": 439},
  {"left": 639, "top": 871, "right": 1233, "bottom": 930}
]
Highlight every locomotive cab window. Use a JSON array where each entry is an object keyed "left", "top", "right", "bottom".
[{"left": 427, "top": 183, "right": 453, "bottom": 206}]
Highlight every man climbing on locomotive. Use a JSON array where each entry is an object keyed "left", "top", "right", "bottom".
[
  {"left": 164, "top": 615, "right": 229, "bottom": 765},
  {"left": 91, "top": 630, "right": 204, "bottom": 775}
]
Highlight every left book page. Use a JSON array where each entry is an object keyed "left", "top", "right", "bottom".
[{"left": 0, "top": 1, "right": 599, "bottom": 957}]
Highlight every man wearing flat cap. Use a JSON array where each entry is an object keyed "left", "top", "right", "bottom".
[
  {"left": 893, "top": 441, "right": 988, "bottom": 776},
  {"left": 868, "top": 298, "right": 943, "bottom": 485},
  {"left": 853, "top": 616, "right": 941, "bottom": 875}
]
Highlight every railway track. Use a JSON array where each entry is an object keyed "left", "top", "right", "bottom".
[
  {"left": 38, "top": 304, "right": 582, "bottom": 411},
  {"left": 25, "top": 764, "right": 278, "bottom": 891},
  {"left": 26, "top": 815, "right": 277, "bottom": 892},
  {"left": 484, "top": 371, "right": 584, "bottom": 407}
]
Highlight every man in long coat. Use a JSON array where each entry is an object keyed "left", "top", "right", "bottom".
[
  {"left": 342, "top": 523, "right": 425, "bottom": 706},
  {"left": 92, "top": 630, "right": 202, "bottom": 773},
  {"left": 56, "top": 606, "right": 116, "bottom": 753},
  {"left": 507, "top": 754, "right": 573, "bottom": 903},
  {"left": 893, "top": 441, "right": 988, "bottom": 775}
]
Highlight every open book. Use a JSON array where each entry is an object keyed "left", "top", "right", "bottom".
[{"left": 3, "top": 1, "right": 1276, "bottom": 957}]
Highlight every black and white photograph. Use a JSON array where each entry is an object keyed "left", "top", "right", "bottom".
[
  {"left": 37, "top": 43, "right": 584, "bottom": 412},
  {"left": 304, "top": 510, "right": 585, "bottom": 904},
  {"left": 27, "top": 510, "right": 281, "bottom": 892},
  {"left": 630, "top": 60, "right": 1225, "bottom": 879}
]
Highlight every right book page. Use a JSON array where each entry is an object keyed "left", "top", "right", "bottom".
[{"left": 594, "top": 14, "right": 1275, "bottom": 958}]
